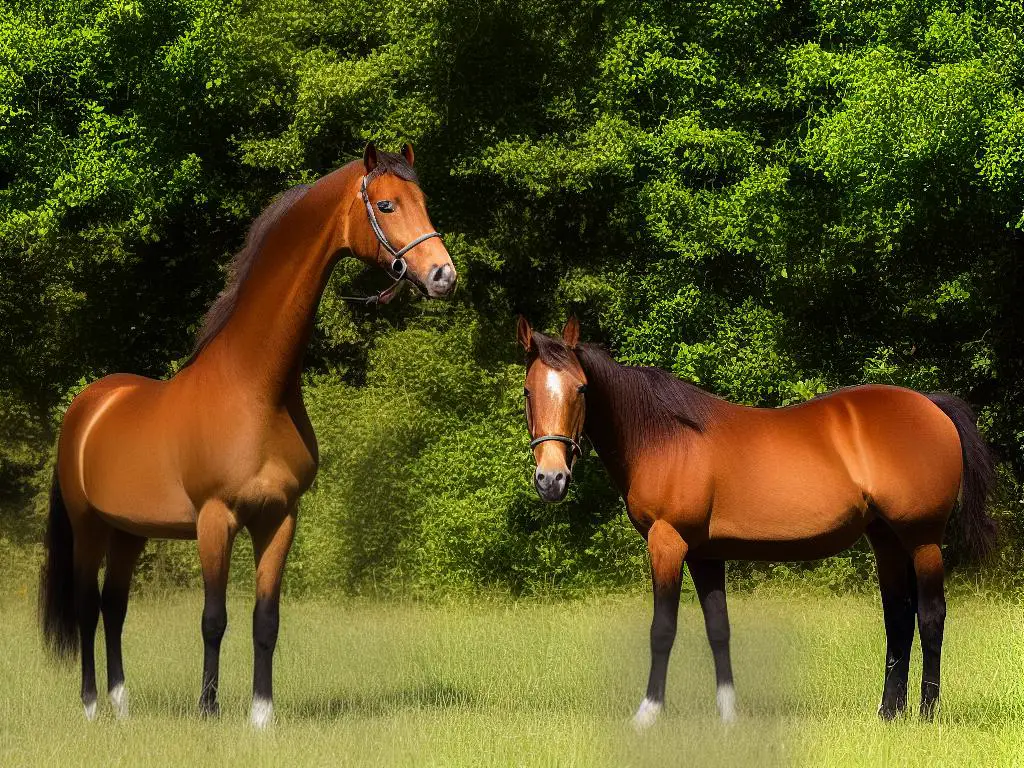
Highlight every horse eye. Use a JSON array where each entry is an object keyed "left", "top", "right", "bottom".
[
  {"left": 376, "top": 200, "right": 395, "bottom": 213},
  {"left": 523, "top": 387, "right": 530, "bottom": 397},
  {"left": 578, "top": 384, "right": 588, "bottom": 394}
]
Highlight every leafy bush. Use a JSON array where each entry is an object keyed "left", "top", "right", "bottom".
[{"left": 2, "top": 0, "right": 1023, "bottom": 593}]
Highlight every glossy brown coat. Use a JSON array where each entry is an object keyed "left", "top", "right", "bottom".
[
  {"left": 41, "top": 144, "right": 456, "bottom": 725},
  {"left": 518, "top": 316, "right": 995, "bottom": 727},
  {"left": 625, "top": 383, "right": 961, "bottom": 560}
]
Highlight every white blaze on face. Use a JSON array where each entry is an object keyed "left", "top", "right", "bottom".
[
  {"left": 545, "top": 368, "right": 569, "bottom": 402},
  {"left": 531, "top": 368, "right": 576, "bottom": 472}
]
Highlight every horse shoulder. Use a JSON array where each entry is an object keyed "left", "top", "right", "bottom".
[{"left": 624, "top": 435, "right": 714, "bottom": 538}]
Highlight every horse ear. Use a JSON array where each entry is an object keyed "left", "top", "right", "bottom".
[
  {"left": 517, "top": 315, "right": 533, "bottom": 352},
  {"left": 363, "top": 141, "right": 378, "bottom": 173},
  {"left": 401, "top": 142, "right": 415, "bottom": 166},
  {"left": 561, "top": 315, "right": 580, "bottom": 348}
]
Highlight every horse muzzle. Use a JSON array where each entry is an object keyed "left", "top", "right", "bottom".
[
  {"left": 534, "top": 467, "right": 571, "bottom": 503},
  {"left": 424, "top": 262, "right": 457, "bottom": 297}
]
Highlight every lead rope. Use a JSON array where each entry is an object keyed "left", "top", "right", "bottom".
[{"left": 339, "top": 175, "right": 443, "bottom": 305}]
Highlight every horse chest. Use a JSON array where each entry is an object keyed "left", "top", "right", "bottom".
[
  {"left": 242, "top": 425, "right": 317, "bottom": 502},
  {"left": 232, "top": 460, "right": 305, "bottom": 515},
  {"left": 201, "top": 408, "right": 317, "bottom": 515},
  {"left": 623, "top": 455, "right": 714, "bottom": 536}
]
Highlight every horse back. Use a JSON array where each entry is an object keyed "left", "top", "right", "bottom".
[{"left": 662, "top": 384, "right": 962, "bottom": 558}]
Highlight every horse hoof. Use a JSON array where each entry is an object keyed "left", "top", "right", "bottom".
[
  {"left": 110, "top": 684, "right": 129, "bottom": 719},
  {"left": 250, "top": 697, "right": 274, "bottom": 730},
  {"left": 877, "top": 701, "right": 906, "bottom": 721},
  {"left": 632, "top": 698, "right": 662, "bottom": 731},
  {"left": 199, "top": 701, "right": 220, "bottom": 718},
  {"left": 717, "top": 683, "right": 737, "bottom": 723},
  {"left": 83, "top": 699, "right": 98, "bottom": 721}
]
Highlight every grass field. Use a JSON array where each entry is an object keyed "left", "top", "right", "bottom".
[{"left": 2, "top": 589, "right": 1024, "bottom": 767}]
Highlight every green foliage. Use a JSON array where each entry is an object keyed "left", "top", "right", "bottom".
[
  {"left": 2, "top": 0, "right": 1023, "bottom": 592},
  {"left": 293, "top": 315, "right": 643, "bottom": 596}
]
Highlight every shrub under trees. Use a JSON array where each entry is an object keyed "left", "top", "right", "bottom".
[{"left": 1, "top": 0, "right": 1022, "bottom": 592}]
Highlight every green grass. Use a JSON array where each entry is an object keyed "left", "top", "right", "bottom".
[{"left": 2, "top": 590, "right": 1024, "bottom": 766}]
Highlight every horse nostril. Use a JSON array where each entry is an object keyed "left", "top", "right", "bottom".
[
  {"left": 430, "top": 264, "right": 456, "bottom": 287},
  {"left": 555, "top": 472, "right": 564, "bottom": 482},
  {"left": 536, "top": 472, "right": 546, "bottom": 483}
]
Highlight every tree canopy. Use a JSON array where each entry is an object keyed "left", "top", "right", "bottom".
[{"left": 2, "top": 0, "right": 1022, "bottom": 592}]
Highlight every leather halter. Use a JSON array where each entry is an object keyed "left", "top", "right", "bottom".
[
  {"left": 527, "top": 388, "right": 584, "bottom": 466},
  {"left": 339, "top": 174, "right": 443, "bottom": 305},
  {"left": 529, "top": 434, "right": 583, "bottom": 460}
]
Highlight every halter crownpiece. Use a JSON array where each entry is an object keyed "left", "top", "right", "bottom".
[{"left": 340, "top": 174, "right": 444, "bottom": 305}]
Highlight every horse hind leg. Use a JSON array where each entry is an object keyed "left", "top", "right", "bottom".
[
  {"left": 72, "top": 518, "right": 109, "bottom": 720},
  {"left": 912, "top": 542, "right": 946, "bottom": 720},
  {"left": 865, "top": 519, "right": 916, "bottom": 719},
  {"left": 101, "top": 530, "right": 147, "bottom": 718}
]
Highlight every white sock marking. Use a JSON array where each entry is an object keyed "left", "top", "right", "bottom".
[
  {"left": 717, "top": 682, "right": 737, "bottom": 723},
  {"left": 109, "top": 684, "right": 128, "bottom": 719},
  {"left": 250, "top": 697, "right": 274, "bottom": 730},
  {"left": 83, "top": 700, "right": 98, "bottom": 721},
  {"left": 632, "top": 697, "right": 662, "bottom": 731}
]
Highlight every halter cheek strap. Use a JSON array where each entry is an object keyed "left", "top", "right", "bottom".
[
  {"left": 340, "top": 175, "right": 443, "bottom": 306},
  {"left": 359, "top": 175, "right": 442, "bottom": 261}
]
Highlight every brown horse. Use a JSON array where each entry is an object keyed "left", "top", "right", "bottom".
[
  {"left": 517, "top": 316, "right": 995, "bottom": 728},
  {"left": 39, "top": 143, "right": 456, "bottom": 727}
]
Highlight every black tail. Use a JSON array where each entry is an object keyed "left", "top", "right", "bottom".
[
  {"left": 927, "top": 393, "right": 997, "bottom": 562},
  {"left": 39, "top": 468, "right": 79, "bottom": 659}
]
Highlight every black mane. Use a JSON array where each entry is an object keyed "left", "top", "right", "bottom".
[
  {"left": 528, "top": 332, "right": 719, "bottom": 463},
  {"left": 184, "top": 152, "right": 418, "bottom": 368},
  {"left": 185, "top": 184, "right": 311, "bottom": 366}
]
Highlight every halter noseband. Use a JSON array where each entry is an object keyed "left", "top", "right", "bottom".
[
  {"left": 529, "top": 434, "right": 583, "bottom": 460},
  {"left": 525, "top": 379, "right": 585, "bottom": 468},
  {"left": 340, "top": 174, "right": 443, "bottom": 306}
]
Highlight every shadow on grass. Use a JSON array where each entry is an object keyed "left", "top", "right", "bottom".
[
  {"left": 937, "top": 696, "right": 1024, "bottom": 728},
  {"left": 285, "top": 681, "right": 478, "bottom": 720},
  {"left": 125, "top": 681, "right": 477, "bottom": 722}
]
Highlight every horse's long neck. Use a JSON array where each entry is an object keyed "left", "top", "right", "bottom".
[
  {"left": 578, "top": 350, "right": 707, "bottom": 496},
  {"left": 579, "top": 359, "right": 640, "bottom": 494},
  {"left": 197, "top": 165, "right": 358, "bottom": 402}
]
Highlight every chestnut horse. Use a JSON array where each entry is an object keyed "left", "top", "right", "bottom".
[
  {"left": 40, "top": 143, "right": 456, "bottom": 727},
  {"left": 517, "top": 316, "right": 995, "bottom": 728}
]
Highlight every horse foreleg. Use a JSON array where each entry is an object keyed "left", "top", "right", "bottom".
[
  {"left": 913, "top": 542, "right": 946, "bottom": 720},
  {"left": 196, "top": 500, "right": 238, "bottom": 717},
  {"left": 634, "top": 519, "right": 687, "bottom": 731},
  {"left": 866, "top": 519, "right": 916, "bottom": 719},
  {"left": 101, "top": 530, "right": 146, "bottom": 718},
  {"left": 688, "top": 558, "right": 735, "bottom": 723},
  {"left": 247, "top": 509, "right": 296, "bottom": 730}
]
